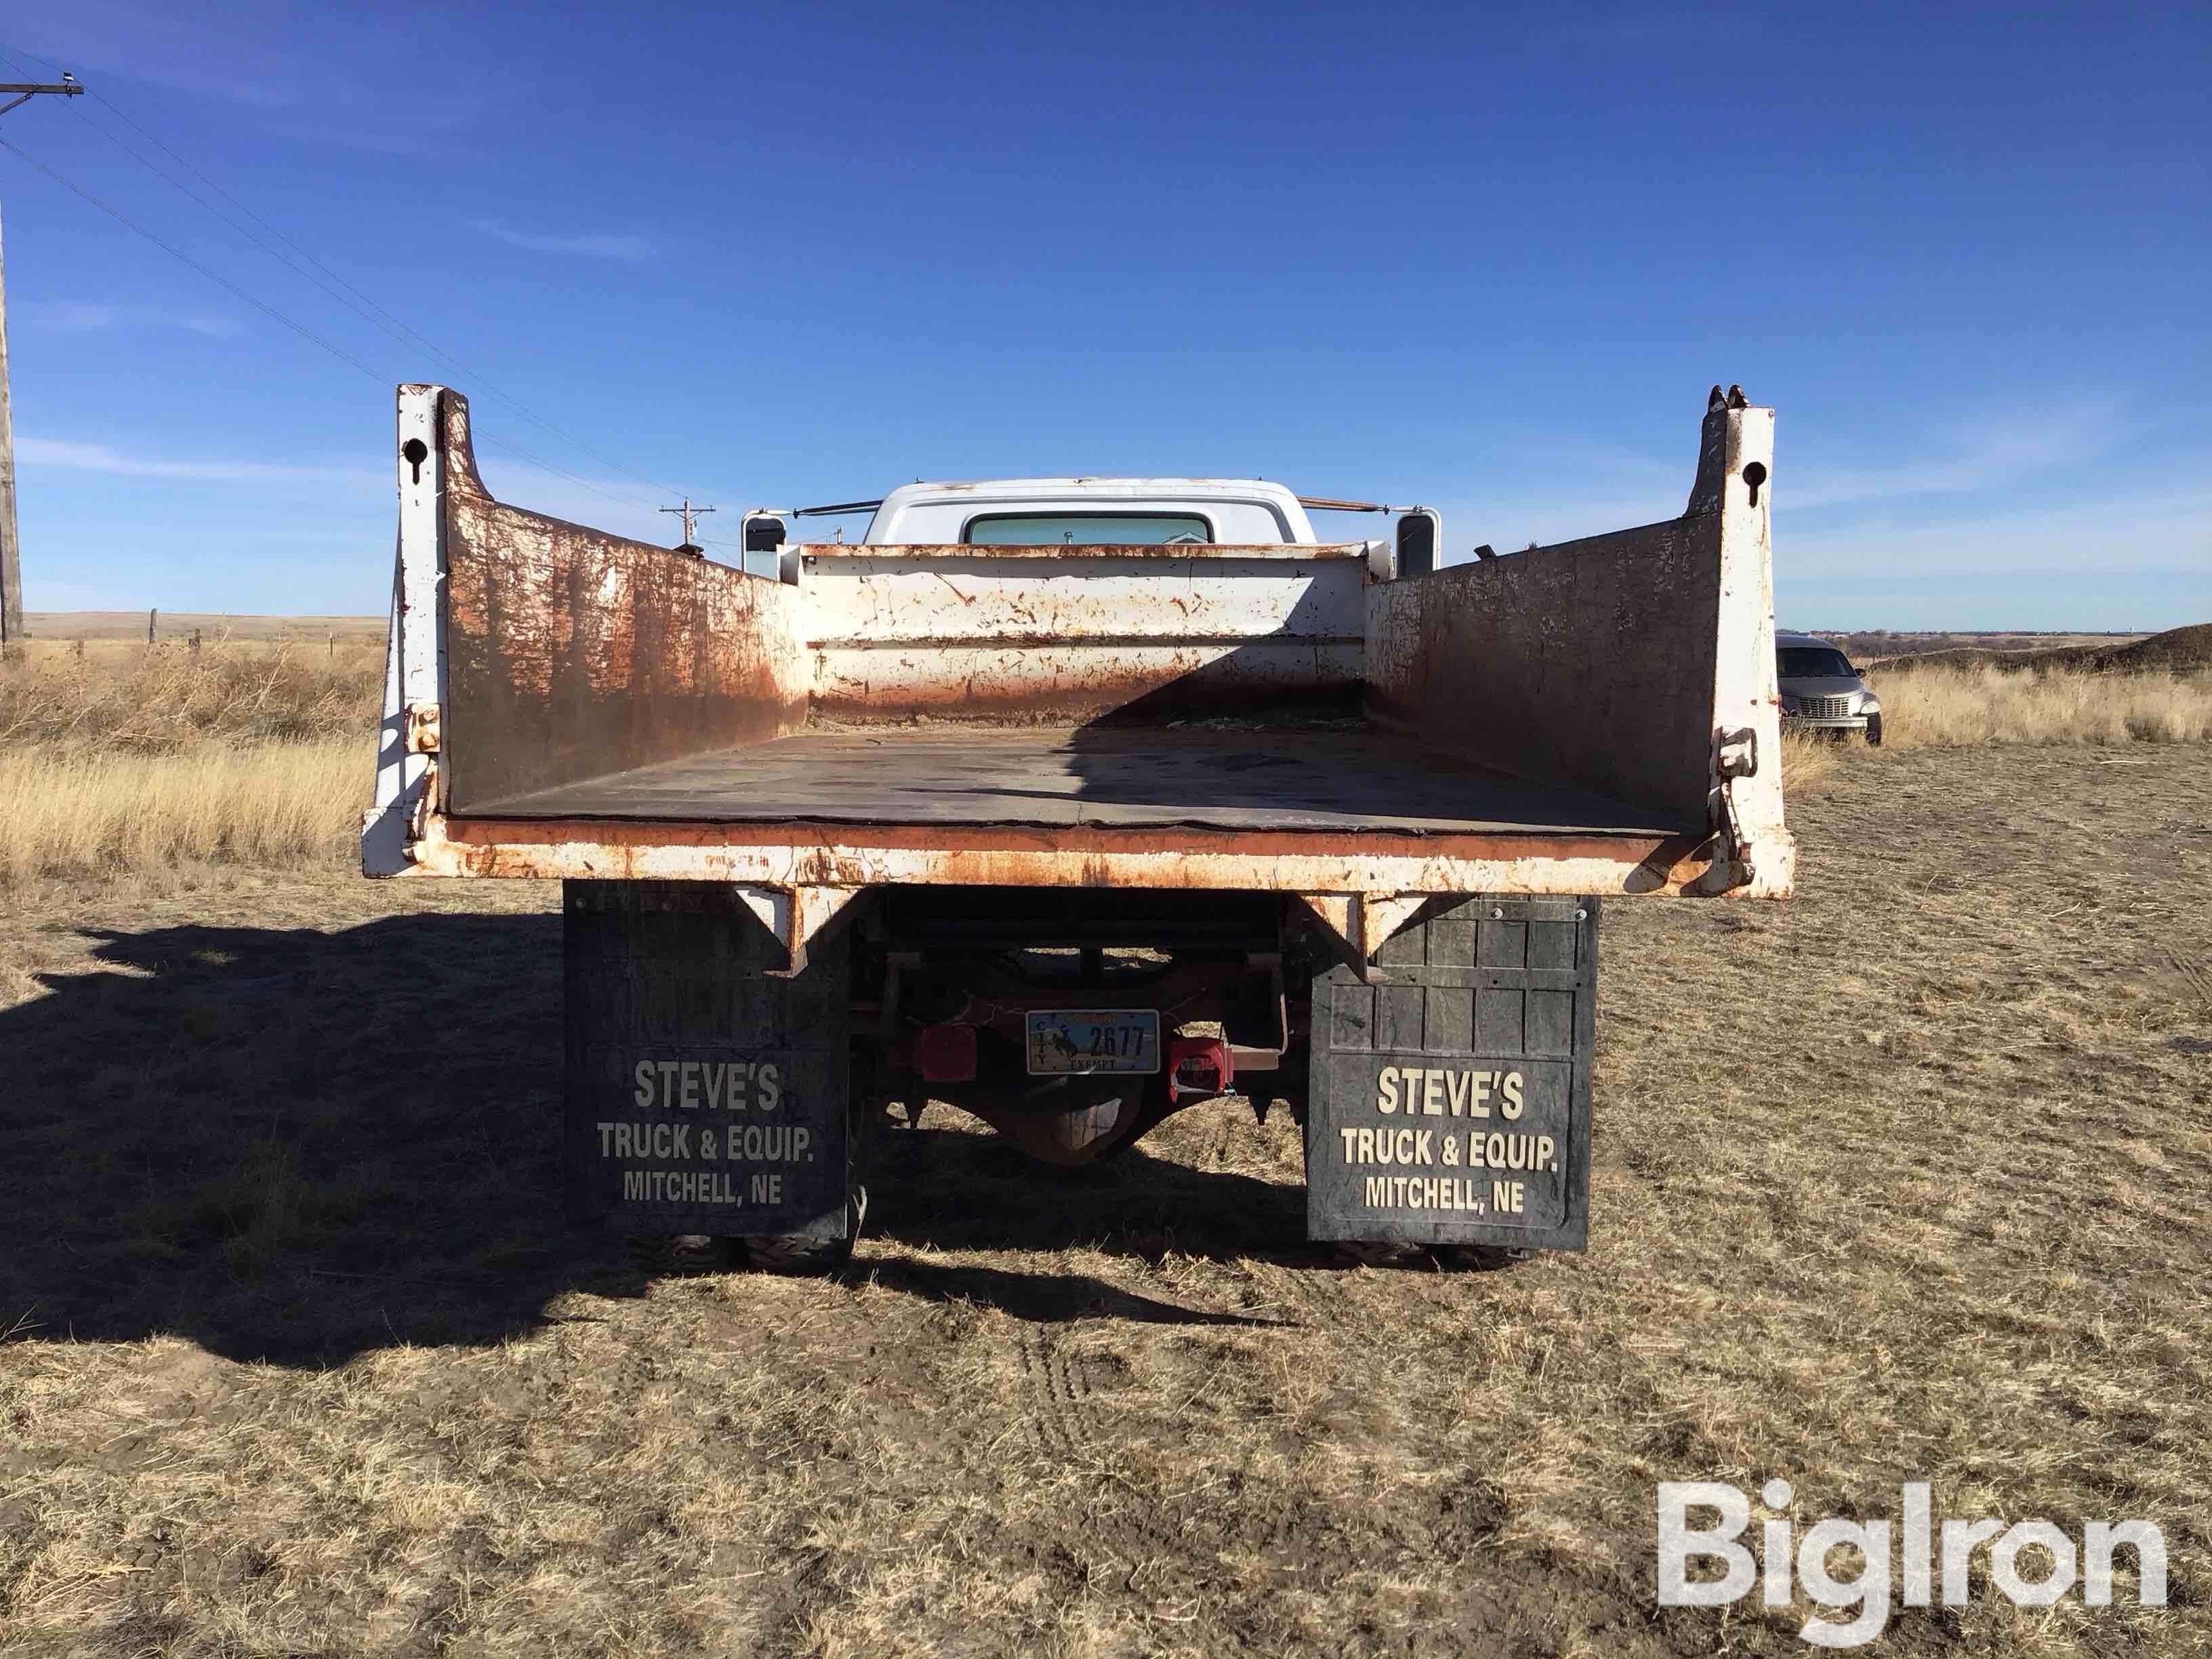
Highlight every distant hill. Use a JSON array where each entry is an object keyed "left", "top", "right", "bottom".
[
  {"left": 1868, "top": 623, "right": 2212, "bottom": 675},
  {"left": 1817, "top": 629, "right": 2140, "bottom": 661},
  {"left": 24, "top": 612, "right": 385, "bottom": 644}
]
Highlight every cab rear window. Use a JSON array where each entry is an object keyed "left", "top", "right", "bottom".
[{"left": 964, "top": 513, "right": 1212, "bottom": 546}]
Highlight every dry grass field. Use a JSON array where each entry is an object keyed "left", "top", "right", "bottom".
[
  {"left": 1827, "top": 632, "right": 2142, "bottom": 665},
  {"left": 22, "top": 613, "right": 387, "bottom": 647},
  {"left": 1, "top": 649, "right": 2209, "bottom": 1656},
  {"left": 0, "top": 640, "right": 377, "bottom": 888},
  {"left": 1866, "top": 665, "right": 2212, "bottom": 748}
]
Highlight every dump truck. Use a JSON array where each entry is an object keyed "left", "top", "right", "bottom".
[{"left": 365, "top": 384, "right": 1791, "bottom": 1267}]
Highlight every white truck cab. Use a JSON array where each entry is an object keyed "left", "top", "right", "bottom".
[{"left": 861, "top": 479, "right": 1319, "bottom": 546}]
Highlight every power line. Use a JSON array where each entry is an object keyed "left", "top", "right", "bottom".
[
  {"left": 0, "top": 133, "right": 392, "bottom": 381},
  {"left": 73, "top": 96, "right": 695, "bottom": 500},
  {"left": 0, "top": 39, "right": 717, "bottom": 512},
  {"left": 0, "top": 131, "right": 695, "bottom": 519}
]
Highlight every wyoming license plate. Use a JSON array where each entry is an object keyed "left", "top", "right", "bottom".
[{"left": 1025, "top": 1009, "right": 1160, "bottom": 1075}]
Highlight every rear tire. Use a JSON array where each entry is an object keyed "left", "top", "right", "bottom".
[
  {"left": 969, "top": 1071, "right": 1162, "bottom": 1167},
  {"left": 1332, "top": 1241, "right": 1539, "bottom": 1271},
  {"left": 1866, "top": 714, "right": 1883, "bottom": 747},
  {"left": 626, "top": 1233, "right": 736, "bottom": 1273},
  {"left": 737, "top": 1186, "right": 867, "bottom": 1276}
]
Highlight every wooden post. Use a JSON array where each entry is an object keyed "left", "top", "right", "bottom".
[
  {"left": 147, "top": 607, "right": 157, "bottom": 646},
  {"left": 0, "top": 83, "right": 87, "bottom": 655},
  {"left": 0, "top": 205, "right": 21, "bottom": 658}
]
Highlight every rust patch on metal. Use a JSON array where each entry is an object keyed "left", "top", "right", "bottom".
[
  {"left": 437, "top": 392, "right": 808, "bottom": 812},
  {"left": 438, "top": 815, "right": 1675, "bottom": 862},
  {"left": 424, "top": 815, "right": 1737, "bottom": 895},
  {"left": 1365, "top": 514, "right": 1722, "bottom": 830},
  {"left": 398, "top": 796, "right": 1803, "bottom": 898}
]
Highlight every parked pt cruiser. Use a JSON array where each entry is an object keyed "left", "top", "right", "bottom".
[{"left": 1776, "top": 630, "right": 1881, "bottom": 745}]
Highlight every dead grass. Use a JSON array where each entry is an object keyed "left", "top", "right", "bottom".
[
  {"left": 0, "top": 745, "right": 2207, "bottom": 1656},
  {"left": 1870, "top": 664, "right": 2212, "bottom": 749},
  {"left": 22, "top": 611, "right": 385, "bottom": 645},
  {"left": 0, "top": 628, "right": 2207, "bottom": 1650},
  {"left": 0, "top": 737, "right": 365, "bottom": 887},
  {"left": 1778, "top": 727, "right": 1845, "bottom": 793},
  {"left": 0, "top": 641, "right": 379, "bottom": 888},
  {"left": 0, "top": 638, "right": 382, "bottom": 753}
]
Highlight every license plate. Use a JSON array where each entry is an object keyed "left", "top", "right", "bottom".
[{"left": 1025, "top": 1009, "right": 1160, "bottom": 1075}]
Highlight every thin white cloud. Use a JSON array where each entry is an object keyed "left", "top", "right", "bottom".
[
  {"left": 8, "top": 9, "right": 499, "bottom": 155},
  {"left": 1530, "top": 10, "right": 1724, "bottom": 47},
  {"left": 469, "top": 219, "right": 657, "bottom": 262},
  {"left": 7, "top": 4, "right": 309, "bottom": 107},
  {"left": 22, "top": 300, "right": 241, "bottom": 337},
  {"left": 19, "top": 438, "right": 382, "bottom": 490},
  {"left": 1787, "top": 405, "right": 2114, "bottom": 511},
  {"left": 1409, "top": 402, "right": 2137, "bottom": 560},
  {"left": 1779, "top": 487, "right": 2211, "bottom": 577},
  {"left": 20, "top": 436, "right": 739, "bottom": 548},
  {"left": 466, "top": 452, "right": 749, "bottom": 550},
  {"left": 1409, "top": 486, "right": 1686, "bottom": 564}
]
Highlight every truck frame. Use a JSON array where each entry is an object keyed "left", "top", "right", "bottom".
[{"left": 366, "top": 384, "right": 1791, "bottom": 1264}]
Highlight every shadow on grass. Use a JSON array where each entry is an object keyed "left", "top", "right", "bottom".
[
  {"left": 855, "top": 1256, "right": 1283, "bottom": 1328},
  {"left": 0, "top": 916, "right": 1321, "bottom": 1365},
  {"left": 859, "top": 1119, "right": 1310, "bottom": 1260}
]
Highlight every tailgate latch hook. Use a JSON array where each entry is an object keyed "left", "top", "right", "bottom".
[{"left": 1717, "top": 726, "right": 1757, "bottom": 780}]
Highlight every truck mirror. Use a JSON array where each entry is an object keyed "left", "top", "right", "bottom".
[
  {"left": 743, "top": 514, "right": 787, "bottom": 554},
  {"left": 1395, "top": 509, "right": 1439, "bottom": 579}
]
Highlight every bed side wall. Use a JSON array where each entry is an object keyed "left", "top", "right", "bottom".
[
  {"left": 1364, "top": 514, "right": 1726, "bottom": 832},
  {"left": 436, "top": 391, "right": 809, "bottom": 813}
]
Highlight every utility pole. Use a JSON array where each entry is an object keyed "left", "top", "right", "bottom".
[
  {"left": 658, "top": 498, "right": 714, "bottom": 557},
  {"left": 0, "top": 74, "right": 85, "bottom": 658}
]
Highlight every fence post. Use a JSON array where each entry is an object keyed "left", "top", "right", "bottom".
[{"left": 147, "top": 607, "right": 157, "bottom": 647}]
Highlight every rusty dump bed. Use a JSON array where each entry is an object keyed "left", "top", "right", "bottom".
[{"left": 367, "top": 386, "right": 1791, "bottom": 966}]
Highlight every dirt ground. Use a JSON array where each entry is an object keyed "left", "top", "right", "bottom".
[{"left": 1, "top": 746, "right": 2207, "bottom": 1657}]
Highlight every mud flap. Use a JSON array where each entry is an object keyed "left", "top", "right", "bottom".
[
  {"left": 1305, "top": 896, "right": 1595, "bottom": 1250},
  {"left": 565, "top": 880, "right": 850, "bottom": 1240}
]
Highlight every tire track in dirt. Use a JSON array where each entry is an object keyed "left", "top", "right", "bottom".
[
  {"left": 962, "top": 1326, "right": 1205, "bottom": 1620},
  {"left": 1016, "top": 1328, "right": 1096, "bottom": 1462},
  {"left": 1010, "top": 1332, "right": 1212, "bottom": 1608},
  {"left": 2167, "top": 950, "right": 2212, "bottom": 1017},
  {"left": 1242, "top": 1255, "right": 1360, "bottom": 1330}
]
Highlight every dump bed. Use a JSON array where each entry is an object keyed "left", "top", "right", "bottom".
[{"left": 366, "top": 386, "right": 1791, "bottom": 970}]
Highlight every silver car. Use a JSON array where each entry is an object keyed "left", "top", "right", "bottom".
[{"left": 1777, "top": 630, "right": 1882, "bottom": 745}]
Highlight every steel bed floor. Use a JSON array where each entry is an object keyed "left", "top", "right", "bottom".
[{"left": 464, "top": 727, "right": 1687, "bottom": 838}]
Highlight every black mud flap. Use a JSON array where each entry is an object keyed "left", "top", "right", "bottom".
[
  {"left": 565, "top": 880, "right": 850, "bottom": 1240},
  {"left": 1305, "top": 896, "right": 1595, "bottom": 1250}
]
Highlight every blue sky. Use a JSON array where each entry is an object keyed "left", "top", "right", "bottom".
[{"left": 1, "top": 3, "right": 2205, "bottom": 629}]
